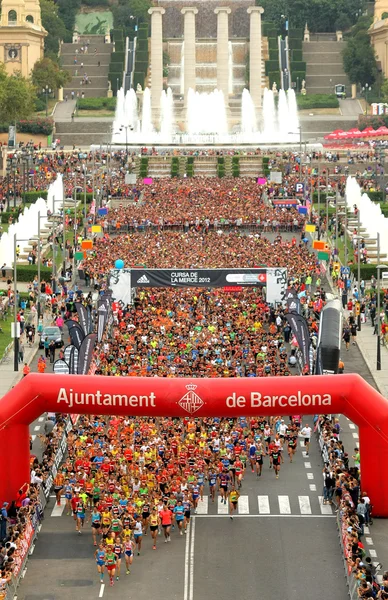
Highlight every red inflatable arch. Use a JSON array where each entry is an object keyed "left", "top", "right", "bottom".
[{"left": 0, "top": 373, "right": 387, "bottom": 513}]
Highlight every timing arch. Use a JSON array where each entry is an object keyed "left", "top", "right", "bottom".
[{"left": 0, "top": 373, "right": 387, "bottom": 514}]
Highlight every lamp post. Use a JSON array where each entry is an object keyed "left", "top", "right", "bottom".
[
  {"left": 287, "top": 125, "right": 302, "bottom": 155},
  {"left": 42, "top": 85, "right": 52, "bottom": 118},
  {"left": 13, "top": 235, "right": 32, "bottom": 371},
  {"left": 376, "top": 243, "right": 387, "bottom": 371},
  {"left": 362, "top": 84, "right": 371, "bottom": 116}
]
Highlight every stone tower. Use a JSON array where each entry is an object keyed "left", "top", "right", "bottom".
[{"left": 0, "top": 0, "right": 47, "bottom": 77}]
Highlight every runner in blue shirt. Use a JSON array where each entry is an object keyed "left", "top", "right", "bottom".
[
  {"left": 218, "top": 469, "right": 230, "bottom": 504},
  {"left": 173, "top": 500, "right": 185, "bottom": 535},
  {"left": 208, "top": 470, "right": 217, "bottom": 503}
]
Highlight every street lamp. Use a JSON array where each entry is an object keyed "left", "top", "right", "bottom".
[
  {"left": 376, "top": 255, "right": 388, "bottom": 371},
  {"left": 13, "top": 235, "right": 33, "bottom": 371},
  {"left": 42, "top": 85, "right": 52, "bottom": 117},
  {"left": 362, "top": 84, "right": 372, "bottom": 116}
]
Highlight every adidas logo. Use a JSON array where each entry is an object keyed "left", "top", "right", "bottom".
[{"left": 137, "top": 274, "right": 150, "bottom": 284}]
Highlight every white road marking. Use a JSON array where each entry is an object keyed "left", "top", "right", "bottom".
[
  {"left": 349, "top": 423, "right": 356, "bottom": 430},
  {"left": 29, "top": 544, "right": 35, "bottom": 555},
  {"left": 31, "top": 435, "right": 36, "bottom": 441},
  {"left": 364, "top": 526, "right": 370, "bottom": 535},
  {"left": 304, "top": 462, "right": 311, "bottom": 468},
  {"left": 184, "top": 519, "right": 190, "bottom": 600},
  {"left": 299, "top": 441, "right": 305, "bottom": 447},
  {"left": 196, "top": 496, "right": 208, "bottom": 515},
  {"left": 51, "top": 497, "right": 66, "bottom": 517},
  {"left": 298, "top": 496, "right": 312, "bottom": 514},
  {"left": 377, "top": 575, "right": 383, "bottom": 584},
  {"left": 38, "top": 417, "right": 44, "bottom": 422},
  {"left": 365, "top": 537, "right": 373, "bottom": 545},
  {"left": 195, "top": 514, "right": 335, "bottom": 518},
  {"left": 309, "top": 484, "right": 317, "bottom": 491},
  {"left": 302, "top": 451, "right": 308, "bottom": 458},
  {"left": 352, "top": 432, "right": 359, "bottom": 439},
  {"left": 189, "top": 518, "right": 195, "bottom": 600},
  {"left": 307, "top": 473, "right": 314, "bottom": 479},
  {"left": 34, "top": 426, "right": 40, "bottom": 431},
  {"left": 278, "top": 495, "right": 291, "bottom": 514},
  {"left": 258, "top": 495, "right": 270, "bottom": 514},
  {"left": 238, "top": 495, "right": 249, "bottom": 514},
  {"left": 217, "top": 496, "right": 228, "bottom": 514},
  {"left": 370, "top": 549, "right": 377, "bottom": 557},
  {"left": 318, "top": 496, "right": 333, "bottom": 514},
  {"left": 99, "top": 583, "right": 105, "bottom": 598}
]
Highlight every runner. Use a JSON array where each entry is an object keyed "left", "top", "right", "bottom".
[
  {"left": 105, "top": 546, "right": 117, "bottom": 586},
  {"left": 124, "top": 535, "right": 134, "bottom": 573},
  {"left": 300, "top": 423, "right": 312, "bottom": 456},
  {"left": 149, "top": 506, "right": 159, "bottom": 549},
  {"left": 208, "top": 468, "right": 217, "bottom": 503},
  {"left": 229, "top": 485, "right": 240, "bottom": 520},
  {"left": 75, "top": 497, "right": 86, "bottom": 534},
  {"left": 271, "top": 446, "right": 281, "bottom": 479},
  {"left": 159, "top": 503, "right": 173, "bottom": 543},
  {"left": 255, "top": 439, "right": 265, "bottom": 477},
  {"left": 89, "top": 507, "right": 102, "bottom": 546},
  {"left": 113, "top": 537, "right": 123, "bottom": 580},
  {"left": 183, "top": 493, "right": 192, "bottom": 534},
  {"left": 173, "top": 499, "right": 185, "bottom": 535},
  {"left": 218, "top": 468, "right": 230, "bottom": 504},
  {"left": 133, "top": 515, "right": 143, "bottom": 556},
  {"left": 94, "top": 542, "right": 106, "bottom": 584}
]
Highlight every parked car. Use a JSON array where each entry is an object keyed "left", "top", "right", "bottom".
[
  {"left": 39, "top": 326, "right": 63, "bottom": 349},
  {"left": 335, "top": 84, "right": 346, "bottom": 99}
]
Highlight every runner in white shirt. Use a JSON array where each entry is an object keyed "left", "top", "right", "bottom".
[{"left": 300, "top": 424, "right": 312, "bottom": 456}]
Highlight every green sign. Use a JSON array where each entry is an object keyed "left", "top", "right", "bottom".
[
  {"left": 317, "top": 251, "right": 330, "bottom": 261},
  {"left": 75, "top": 251, "right": 84, "bottom": 261}
]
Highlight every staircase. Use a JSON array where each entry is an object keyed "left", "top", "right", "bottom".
[
  {"left": 303, "top": 35, "right": 350, "bottom": 95},
  {"left": 54, "top": 120, "right": 112, "bottom": 147},
  {"left": 60, "top": 35, "right": 113, "bottom": 99}
]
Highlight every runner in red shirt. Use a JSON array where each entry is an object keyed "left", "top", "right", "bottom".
[{"left": 159, "top": 505, "right": 173, "bottom": 543}]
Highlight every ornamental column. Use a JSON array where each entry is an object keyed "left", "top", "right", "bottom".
[
  {"left": 247, "top": 6, "right": 264, "bottom": 109},
  {"left": 214, "top": 7, "right": 231, "bottom": 105},
  {"left": 148, "top": 7, "right": 165, "bottom": 122},
  {"left": 181, "top": 7, "right": 198, "bottom": 104}
]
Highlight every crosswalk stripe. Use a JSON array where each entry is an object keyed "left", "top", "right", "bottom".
[
  {"left": 217, "top": 496, "right": 228, "bottom": 514},
  {"left": 258, "top": 495, "right": 270, "bottom": 514},
  {"left": 196, "top": 496, "right": 208, "bottom": 515},
  {"left": 318, "top": 496, "right": 333, "bottom": 514},
  {"left": 298, "top": 496, "right": 312, "bottom": 514},
  {"left": 238, "top": 495, "right": 249, "bottom": 514},
  {"left": 278, "top": 495, "right": 291, "bottom": 514},
  {"left": 51, "top": 497, "right": 66, "bottom": 517}
]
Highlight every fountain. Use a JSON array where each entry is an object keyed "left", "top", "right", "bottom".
[
  {"left": 0, "top": 175, "right": 64, "bottom": 267},
  {"left": 111, "top": 86, "right": 300, "bottom": 145}
]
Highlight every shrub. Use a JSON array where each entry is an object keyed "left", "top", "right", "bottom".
[
  {"left": 288, "top": 28, "right": 303, "bottom": 39},
  {"left": 297, "top": 94, "right": 339, "bottom": 110},
  {"left": 292, "top": 71, "right": 306, "bottom": 86},
  {"left": 171, "top": 157, "right": 179, "bottom": 177},
  {"left": 16, "top": 265, "right": 52, "bottom": 282},
  {"left": 291, "top": 49, "right": 303, "bottom": 62},
  {"left": 290, "top": 61, "right": 307, "bottom": 73},
  {"left": 111, "top": 52, "right": 125, "bottom": 64},
  {"left": 350, "top": 264, "right": 379, "bottom": 279},
  {"left": 268, "top": 71, "right": 281, "bottom": 89},
  {"left": 265, "top": 60, "right": 279, "bottom": 76},
  {"left": 133, "top": 72, "right": 145, "bottom": 90},
  {"left": 262, "top": 22, "right": 277, "bottom": 37},
  {"left": 24, "top": 191, "right": 48, "bottom": 202},
  {"left": 77, "top": 97, "right": 116, "bottom": 111},
  {"left": 288, "top": 38, "right": 302, "bottom": 50},
  {"left": 4, "top": 118, "right": 54, "bottom": 135},
  {"left": 267, "top": 37, "right": 278, "bottom": 50},
  {"left": 269, "top": 49, "right": 278, "bottom": 61}
]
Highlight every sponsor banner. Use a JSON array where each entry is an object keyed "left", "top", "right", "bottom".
[
  {"left": 109, "top": 269, "right": 132, "bottom": 306},
  {"left": 97, "top": 293, "right": 112, "bottom": 342},
  {"left": 285, "top": 287, "right": 300, "bottom": 313},
  {"left": 65, "top": 320, "right": 85, "bottom": 350},
  {"left": 77, "top": 333, "right": 97, "bottom": 375},
  {"left": 272, "top": 199, "right": 299, "bottom": 208},
  {"left": 64, "top": 344, "right": 78, "bottom": 375},
  {"left": 131, "top": 268, "right": 267, "bottom": 288},
  {"left": 42, "top": 418, "right": 71, "bottom": 499},
  {"left": 223, "top": 286, "right": 243, "bottom": 292},
  {"left": 75, "top": 302, "right": 90, "bottom": 336},
  {"left": 53, "top": 359, "right": 69, "bottom": 375},
  {"left": 266, "top": 268, "right": 288, "bottom": 305},
  {"left": 285, "top": 312, "right": 311, "bottom": 373}
]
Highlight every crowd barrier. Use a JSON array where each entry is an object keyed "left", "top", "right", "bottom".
[
  {"left": 3, "top": 416, "right": 72, "bottom": 599},
  {"left": 103, "top": 223, "right": 303, "bottom": 235},
  {"left": 316, "top": 419, "right": 374, "bottom": 600}
]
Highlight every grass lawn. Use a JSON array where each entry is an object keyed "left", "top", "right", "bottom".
[
  {"left": 75, "top": 10, "right": 113, "bottom": 35},
  {"left": 76, "top": 109, "right": 115, "bottom": 118},
  {"left": 0, "top": 310, "right": 15, "bottom": 360},
  {"left": 34, "top": 99, "right": 57, "bottom": 118}
]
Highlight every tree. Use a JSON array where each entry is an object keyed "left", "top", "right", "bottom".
[
  {"left": 381, "top": 79, "right": 388, "bottom": 102},
  {"left": 40, "top": 0, "right": 68, "bottom": 55},
  {"left": 343, "top": 28, "right": 378, "bottom": 86},
  {"left": 0, "top": 72, "right": 36, "bottom": 123},
  {"left": 112, "top": 0, "right": 151, "bottom": 38},
  {"left": 31, "top": 57, "right": 71, "bottom": 91}
]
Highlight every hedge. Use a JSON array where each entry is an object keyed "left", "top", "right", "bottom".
[
  {"left": 292, "top": 71, "right": 306, "bottom": 86},
  {"left": 23, "top": 191, "right": 48, "bottom": 202},
  {"left": 137, "top": 39, "right": 148, "bottom": 52},
  {"left": 171, "top": 156, "right": 179, "bottom": 177},
  {"left": 139, "top": 156, "right": 148, "bottom": 178},
  {"left": 265, "top": 60, "right": 279, "bottom": 76},
  {"left": 288, "top": 28, "right": 303, "bottom": 39},
  {"left": 77, "top": 97, "right": 116, "bottom": 111},
  {"left": 268, "top": 71, "right": 281, "bottom": 89},
  {"left": 133, "top": 72, "right": 145, "bottom": 90},
  {"left": 186, "top": 157, "right": 194, "bottom": 177},
  {"left": 16, "top": 265, "right": 52, "bottom": 282},
  {"left": 115, "top": 41, "right": 125, "bottom": 53},
  {"left": 288, "top": 38, "right": 302, "bottom": 50},
  {"left": 111, "top": 29, "right": 123, "bottom": 41},
  {"left": 291, "top": 49, "right": 303, "bottom": 62},
  {"left": 0, "top": 118, "right": 54, "bottom": 135},
  {"left": 350, "top": 264, "right": 379, "bottom": 279},
  {"left": 262, "top": 22, "right": 277, "bottom": 37},
  {"left": 136, "top": 51, "right": 148, "bottom": 64},
  {"left": 111, "top": 52, "right": 125, "bottom": 64},
  {"left": 297, "top": 94, "right": 339, "bottom": 110},
  {"left": 290, "top": 61, "right": 306, "bottom": 73},
  {"left": 268, "top": 37, "right": 278, "bottom": 50},
  {"left": 269, "top": 49, "right": 278, "bottom": 61},
  {"left": 136, "top": 61, "right": 148, "bottom": 75}
]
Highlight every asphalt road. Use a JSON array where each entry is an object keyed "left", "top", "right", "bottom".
[{"left": 18, "top": 429, "right": 348, "bottom": 600}]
